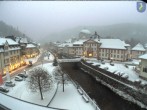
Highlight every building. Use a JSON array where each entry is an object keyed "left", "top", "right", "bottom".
[
  {"left": 59, "top": 31, "right": 130, "bottom": 61},
  {"left": 79, "top": 29, "right": 91, "bottom": 39},
  {"left": 131, "top": 43, "right": 146, "bottom": 59},
  {"left": 0, "top": 37, "right": 22, "bottom": 76},
  {"left": 25, "top": 44, "right": 39, "bottom": 58},
  {"left": 139, "top": 54, "right": 147, "bottom": 79}
]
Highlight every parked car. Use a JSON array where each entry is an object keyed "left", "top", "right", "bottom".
[
  {"left": 101, "top": 61, "right": 105, "bottom": 64},
  {"left": 0, "top": 87, "right": 9, "bottom": 93},
  {"left": 5, "top": 81, "right": 15, "bottom": 87},
  {"left": 15, "top": 76, "right": 23, "bottom": 81},
  {"left": 17, "top": 73, "right": 28, "bottom": 78},
  {"left": 28, "top": 61, "right": 32, "bottom": 66},
  {"left": 110, "top": 63, "right": 114, "bottom": 66},
  {"left": 104, "top": 67, "right": 108, "bottom": 70}
]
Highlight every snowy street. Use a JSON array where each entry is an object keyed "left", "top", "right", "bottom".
[{"left": 0, "top": 52, "right": 97, "bottom": 110}]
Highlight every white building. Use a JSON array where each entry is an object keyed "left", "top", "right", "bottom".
[
  {"left": 0, "top": 37, "right": 21, "bottom": 75},
  {"left": 139, "top": 54, "right": 147, "bottom": 79},
  {"left": 59, "top": 32, "right": 130, "bottom": 61},
  {"left": 131, "top": 43, "right": 146, "bottom": 59}
]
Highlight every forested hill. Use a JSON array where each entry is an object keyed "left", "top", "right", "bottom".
[
  {"left": 0, "top": 21, "right": 31, "bottom": 41},
  {"left": 45, "top": 23, "right": 147, "bottom": 45}
]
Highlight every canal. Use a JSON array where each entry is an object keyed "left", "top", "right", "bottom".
[{"left": 61, "top": 62, "right": 146, "bottom": 110}]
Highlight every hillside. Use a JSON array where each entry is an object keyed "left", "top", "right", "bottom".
[
  {"left": 44, "top": 23, "right": 147, "bottom": 44},
  {"left": 0, "top": 21, "right": 31, "bottom": 41}
]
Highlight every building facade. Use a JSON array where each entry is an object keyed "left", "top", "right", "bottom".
[
  {"left": 139, "top": 54, "right": 147, "bottom": 79},
  {"left": 0, "top": 38, "right": 21, "bottom": 75},
  {"left": 131, "top": 43, "right": 146, "bottom": 59}
]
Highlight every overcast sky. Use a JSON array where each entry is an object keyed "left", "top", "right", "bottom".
[{"left": 0, "top": 1, "right": 147, "bottom": 41}]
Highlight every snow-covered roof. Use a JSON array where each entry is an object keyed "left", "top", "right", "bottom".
[
  {"left": 26, "top": 44, "right": 36, "bottom": 48},
  {"left": 100, "top": 39, "right": 129, "bottom": 49},
  {"left": 132, "top": 43, "right": 145, "bottom": 51},
  {"left": 80, "top": 29, "right": 91, "bottom": 34},
  {"left": 58, "top": 42, "right": 73, "bottom": 48},
  {"left": 0, "top": 38, "right": 18, "bottom": 45},
  {"left": 73, "top": 39, "right": 87, "bottom": 45},
  {"left": 139, "top": 54, "right": 147, "bottom": 60}
]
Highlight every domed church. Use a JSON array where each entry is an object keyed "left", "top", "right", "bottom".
[{"left": 79, "top": 29, "right": 91, "bottom": 39}]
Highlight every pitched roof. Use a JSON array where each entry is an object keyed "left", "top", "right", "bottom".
[
  {"left": 99, "top": 39, "right": 129, "bottom": 49},
  {"left": 132, "top": 43, "right": 145, "bottom": 51},
  {"left": 73, "top": 39, "right": 87, "bottom": 45},
  {"left": 139, "top": 54, "right": 147, "bottom": 60},
  {"left": 26, "top": 44, "right": 36, "bottom": 48},
  {"left": 0, "top": 37, "right": 18, "bottom": 45}
]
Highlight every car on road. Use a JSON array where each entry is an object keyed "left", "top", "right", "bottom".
[
  {"left": 0, "top": 87, "right": 9, "bottom": 93},
  {"left": 5, "top": 81, "right": 15, "bottom": 87},
  {"left": 15, "top": 76, "right": 23, "bottom": 81},
  {"left": 17, "top": 73, "right": 28, "bottom": 78}
]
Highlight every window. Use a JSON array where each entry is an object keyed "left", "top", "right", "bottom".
[
  {"left": 4, "top": 59, "right": 9, "bottom": 64},
  {"left": 117, "top": 55, "right": 119, "bottom": 58},
  {"left": 114, "top": 50, "right": 116, "bottom": 53},
  {"left": 114, "top": 55, "right": 116, "bottom": 58},
  {"left": 143, "top": 67, "right": 147, "bottom": 73},
  {"left": 117, "top": 50, "right": 119, "bottom": 54}
]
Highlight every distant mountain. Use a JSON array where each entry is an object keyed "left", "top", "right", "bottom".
[
  {"left": 44, "top": 23, "right": 147, "bottom": 44},
  {"left": 0, "top": 21, "right": 32, "bottom": 42}
]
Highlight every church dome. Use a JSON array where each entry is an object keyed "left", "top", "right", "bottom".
[{"left": 80, "top": 29, "right": 91, "bottom": 34}]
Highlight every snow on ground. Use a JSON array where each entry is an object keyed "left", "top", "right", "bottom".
[
  {"left": 0, "top": 62, "right": 96, "bottom": 110},
  {"left": 50, "top": 83, "right": 95, "bottom": 110},
  {"left": 0, "top": 93, "right": 55, "bottom": 110},
  {"left": 44, "top": 52, "right": 54, "bottom": 61},
  {"left": 5, "top": 63, "right": 57, "bottom": 106},
  {"left": 86, "top": 60, "right": 147, "bottom": 84}
]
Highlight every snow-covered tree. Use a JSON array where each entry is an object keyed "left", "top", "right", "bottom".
[
  {"left": 53, "top": 66, "right": 69, "bottom": 92},
  {"left": 28, "top": 67, "right": 53, "bottom": 100}
]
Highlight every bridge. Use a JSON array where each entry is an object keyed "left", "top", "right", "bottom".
[{"left": 57, "top": 58, "right": 81, "bottom": 63}]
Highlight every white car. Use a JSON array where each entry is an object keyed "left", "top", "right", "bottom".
[{"left": 15, "top": 76, "right": 23, "bottom": 81}]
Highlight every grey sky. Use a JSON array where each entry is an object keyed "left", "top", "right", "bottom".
[{"left": 0, "top": 1, "right": 147, "bottom": 41}]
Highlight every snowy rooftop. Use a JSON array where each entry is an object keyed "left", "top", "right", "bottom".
[
  {"left": 132, "top": 43, "right": 146, "bottom": 51},
  {"left": 58, "top": 42, "right": 73, "bottom": 48},
  {"left": 26, "top": 44, "right": 36, "bottom": 48},
  {"left": 0, "top": 38, "right": 18, "bottom": 45},
  {"left": 99, "top": 39, "right": 129, "bottom": 49},
  {"left": 139, "top": 54, "right": 147, "bottom": 60},
  {"left": 73, "top": 39, "right": 87, "bottom": 45}
]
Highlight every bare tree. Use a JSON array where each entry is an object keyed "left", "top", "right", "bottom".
[
  {"left": 53, "top": 66, "right": 69, "bottom": 92},
  {"left": 28, "top": 67, "right": 53, "bottom": 100}
]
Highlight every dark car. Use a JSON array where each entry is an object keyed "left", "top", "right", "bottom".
[
  {"left": 5, "top": 81, "right": 15, "bottom": 87},
  {"left": 0, "top": 87, "right": 9, "bottom": 93},
  {"left": 15, "top": 76, "right": 23, "bottom": 81},
  {"left": 17, "top": 73, "right": 28, "bottom": 78}
]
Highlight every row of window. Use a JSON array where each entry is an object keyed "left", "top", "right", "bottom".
[
  {"left": 4, "top": 50, "right": 19, "bottom": 56},
  {"left": 84, "top": 44, "right": 97, "bottom": 46},
  {"left": 101, "top": 53, "right": 123, "bottom": 58}
]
